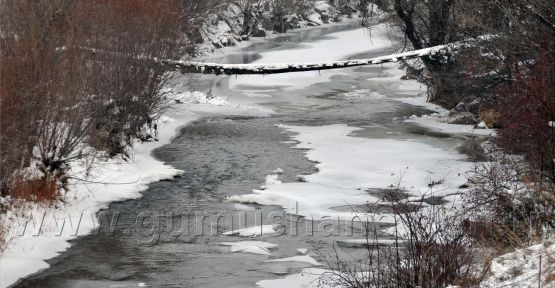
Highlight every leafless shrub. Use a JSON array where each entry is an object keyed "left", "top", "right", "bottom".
[
  {"left": 467, "top": 142, "right": 555, "bottom": 248},
  {"left": 320, "top": 190, "right": 486, "bottom": 288},
  {"left": 0, "top": 0, "right": 96, "bottom": 199}
]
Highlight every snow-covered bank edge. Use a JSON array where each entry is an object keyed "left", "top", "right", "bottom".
[{"left": 0, "top": 104, "right": 201, "bottom": 287}]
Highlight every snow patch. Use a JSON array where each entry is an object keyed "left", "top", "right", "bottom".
[
  {"left": 265, "top": 255, "right": 321, "bottom": 266},
  {"left": 307, "top": 13, "right": 323, "bottom": 25},
  {"left": 261, "top": 174, "right": 282, "bottom": 189},
  {"left": 257, "top": 268, "right": 336, "bottom": 288},
  {"left": 223, "top": 225, "right": 278, "bottom": 237},
  {"left": 170, "top": 90, "right": 228, "bottom": 106},
  {"left": 481, "top": 239, "right": 555, "bottom": 288},
  {"left": 219, "top": 241, "right": 278, "bottom": 256},
  {"left": 406, "top": 113, "right": 496, "bottom": 136}
]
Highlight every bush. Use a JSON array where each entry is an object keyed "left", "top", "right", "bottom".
[
  {"left": 320, "top": 190, "right": 486, "bottom": 288},
  {"left": 0, "top": 0, "right": 211, "bottom": 199},
  {"left": 498, "top": 42, "right": 555, "bottom": 180},
  {"left": 468, "top": 143, "right": 555, "bottom": 247}
]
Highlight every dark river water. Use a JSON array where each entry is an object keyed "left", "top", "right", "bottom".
[{"left": 13, "top": 23, "right": 467, "bottom": 288}]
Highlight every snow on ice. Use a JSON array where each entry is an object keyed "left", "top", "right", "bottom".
[
  {"left": 223, "top": 225, "right": 278, "bottom": 237},
  {"left": 265, "top": 255, "right": 322, "bottom": 266},
  {"left": 218, "top": 241, "right": 278, "bottom": 256},
  {"left": 256, "top": 268, "right": 337, "bottom": 288}
]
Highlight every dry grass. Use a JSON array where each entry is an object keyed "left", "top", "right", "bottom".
[
  {"left": 0, "top": 223, "right": 7, "bottom": 253},
  {"left": 11, "top": 175, "right": 58, "bottom": 203},
  {"left": 479, "top": 109, "right": 502, "bottom": 128}
]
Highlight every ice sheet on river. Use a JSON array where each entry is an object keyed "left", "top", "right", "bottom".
[{"left": 229, "top": 124, "right": 472, "bottom": 223}]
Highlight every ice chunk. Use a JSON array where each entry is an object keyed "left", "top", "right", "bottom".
[
  {"left": 223, "top": 225, "right": 277, "bottom": 237},
  {"left": 219, "top": 241, "right": 278, "bottom": 255}
]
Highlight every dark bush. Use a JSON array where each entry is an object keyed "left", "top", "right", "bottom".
[{"left": 498, "top": 40, "right": 555, "bottom": 181}]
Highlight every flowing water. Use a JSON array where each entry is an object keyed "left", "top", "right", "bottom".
[{"left": 14, "top": 23, "right": 468, "bottom": 288}]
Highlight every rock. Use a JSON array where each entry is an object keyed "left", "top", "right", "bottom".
[
  {"left": 405, "top": 65, "right": 424, "bottom": 80},
  {"left": 449, "top": 102, "right": 468, "bottom": 116},
  {"left": 443, "top": 112, "right": 480, "bottom": 125},
  {"left": 467, "top": 99, "right": 481, "bottom": 114},
  {"left": 251, "top": 29, "right": 266, "bottom": 37},
  {"left": 476, "top": 121, "right": 487, "bottom": 129}
]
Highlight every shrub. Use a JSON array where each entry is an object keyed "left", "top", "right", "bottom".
[
  {"left": 320, "top": 190, "right": 486, "bottom": 288},
  {"left": 498, "top": 40, "right": 555, "bottom": 181},
  {"left": 468, "top": 143, "right": 555, "bottom": 247}
]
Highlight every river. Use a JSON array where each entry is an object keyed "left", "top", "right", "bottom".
[{"left": 14, "top": 22, "right": 473, "bottom": 288}]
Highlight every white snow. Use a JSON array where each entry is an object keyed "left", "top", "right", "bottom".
[
  {"left": 257, "top": 268, "right": 337, "bottom": 288},
  {"left": 262, "top": 174, "right": 282, "bottom": 188},
  {"left": 223, "top": 225, "right": 278, "bottom": 237},
  {"left": 307, "top": 12, "right": 324, "bottom": 25},
  {"left": 481, "top": 239, "right": 555, "bottom": 288},
  {"left": 219, "top": 241, "right": 278, "bottom": 256},
  {"left": 265, "top": 255, "right": 322, "bottom": 266},
  {"left": 406, "top": 114, "right": 496, "bottom": 136},
  {"left": 313, "top": 0, "right": 331, "bottom": 13},
  {"left": 228, "top": 181, "right": 387, "bottom": 221},
  {"left": 169, "top": 90, "right": 228, "bottom": 106}
]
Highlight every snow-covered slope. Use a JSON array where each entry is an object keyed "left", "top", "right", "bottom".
[{"left": 481, "top": 239, "right": 555, "bottom": 288}]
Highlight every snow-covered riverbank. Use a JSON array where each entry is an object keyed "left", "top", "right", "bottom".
[{"left": 0, "top": 100, "right": 206, "bottom": 287}]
